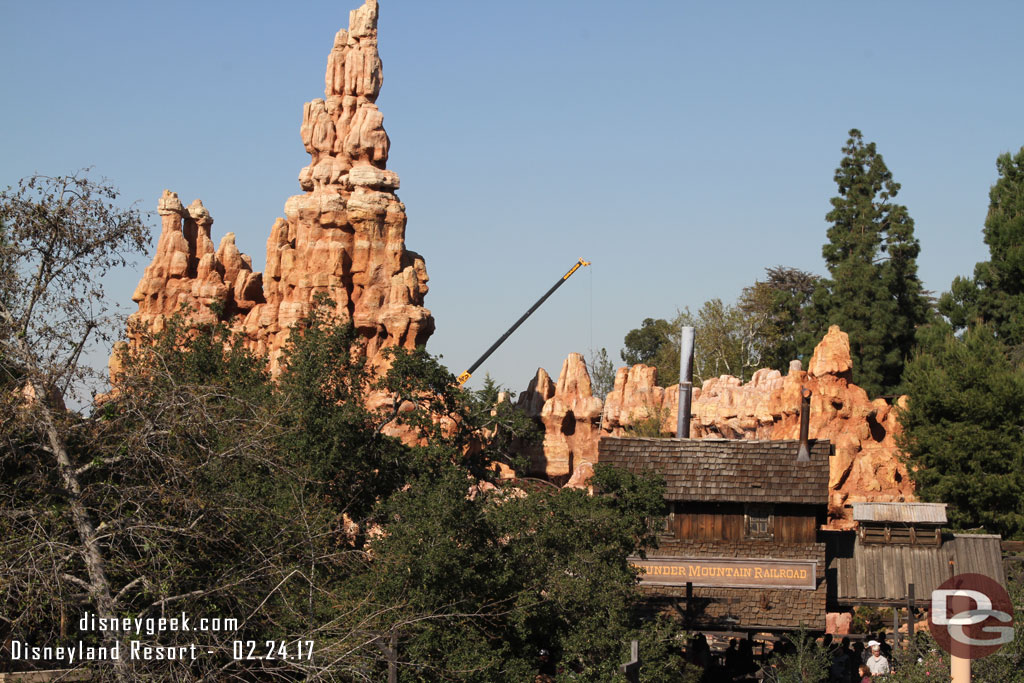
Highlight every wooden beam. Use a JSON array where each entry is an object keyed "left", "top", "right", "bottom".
[
  {"left": 620, "top": 639, "right": 640, "bottom": 683},
  {"left": 907, "top": 583, "right": 915, "bottom": 641}
]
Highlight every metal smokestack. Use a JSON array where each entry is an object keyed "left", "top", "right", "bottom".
[
  {"left": 797, "top": 387, "right": 811, "bottom": 462},
  {"left": 676, "top": 326, "right": 695, "bottom": 438}
]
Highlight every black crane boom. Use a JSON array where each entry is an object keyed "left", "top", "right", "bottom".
[{"left": 456, "top": 257, "right": 590, "bottom": 386}]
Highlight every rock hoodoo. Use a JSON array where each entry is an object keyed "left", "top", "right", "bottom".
[
  {"left": 125, "top": 0, "right": 432, "bottom": 375},
  {"left": 521, "top": 326, "right": 915, "bottom": 526}
]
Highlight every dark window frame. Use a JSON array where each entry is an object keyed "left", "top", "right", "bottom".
[{"left": 745, "top": 503, "right": 774, "bottom": 540}]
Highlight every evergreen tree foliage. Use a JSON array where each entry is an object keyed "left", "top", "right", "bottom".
[
  {"left": 902, "top": 147, "right": 1024, "bottom": 542},
  {"left": 940, "top": 146, "right": 1024, "bottom": 352},
  {"left": 898, "top": 322, "right": 1024, "bottom": 539},
  {"left": 812, "top": 129, "right": 931, "bottom": 397}
]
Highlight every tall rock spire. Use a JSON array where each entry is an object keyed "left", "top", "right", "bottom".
[{"left": 125, "top": 0, "right": 433, "bottom": 374}]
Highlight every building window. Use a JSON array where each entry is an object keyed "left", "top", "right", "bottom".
[{"left": 745, "top": 504, "right": 773, "bottom": 540}]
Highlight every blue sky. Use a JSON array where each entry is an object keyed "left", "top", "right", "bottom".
[{"left": 3, "top": 0, "right": 1021, "bottom": 393}]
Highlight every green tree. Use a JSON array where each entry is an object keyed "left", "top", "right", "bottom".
[
  {"left": 760, "top": 630, "right": 831, "bottom": 683},
  {"left": 620, "top": 299, "right": 771, "bottom": 388},
  {"left": 940, "top": 146, "right": 1024, "bottom": 353},
  {"left": 587, "top": 347, "right": 616, "bottom": 399},
  {"left": 348, "top": 462, "right": 693, "bottom": 681},
  {"left": 739, "top": 266, "right": 820, "bottom": 372},
  {"left": 898, "top": 322, "right": 1024, "bottom": 538},
  {"left": 621, "top": 318, "right": 674, "bottom": 368},
  {"left": 0, "top": 172, "right": 696, "bottom": 681},
  {"left": 812, "top": 129, "right": 931, "bottom": 396},
  {"left": 678, "top": 299, "right": 765, "bottom": 383}
]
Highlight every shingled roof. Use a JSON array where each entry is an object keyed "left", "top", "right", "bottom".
[{"left": 598, "top": 437, "right": 831, "bottom": 505}]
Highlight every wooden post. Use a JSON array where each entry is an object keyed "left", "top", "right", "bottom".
[
  {"left": 951, "top": 655, "right": 971, "bottom": 682},
  {"left": 388, "top": 631, "right": 398, "bottom": 683},
  {"left": 373, "top": 632, "right": 398, "bottom": 683},
  {"left": 620, "top": 639, "right": 640, "bottom": 683},
  {"left": 907, "top": 583, "right": 915, "bottom": 642},
  {"left": 893, "top": 605, "right": 900, "bottom": 650},
  {"left": 685, "top": 582, "right": 693, "bottom": 625}
]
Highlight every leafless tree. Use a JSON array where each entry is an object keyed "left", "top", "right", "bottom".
[{"left": 0, "top": 172, "right": 147, "bottom": 678}]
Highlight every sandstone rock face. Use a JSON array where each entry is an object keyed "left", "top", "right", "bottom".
[
  {"left": 516, "top": 354, "right": 603, "bottom": 478},
  {"left": 529, "top": 326, "right": 914, "bottom": 526},
  {"left": 126, "top": 0, "right": 433, "bottom": 375}
]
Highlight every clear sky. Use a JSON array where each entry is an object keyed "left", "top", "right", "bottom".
[{"left": 3, "top": 0, "right": 1021, "bottom": 394}]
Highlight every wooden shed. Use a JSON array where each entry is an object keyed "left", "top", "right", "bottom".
[
  {"left": 827, "top": 502, "right": 1006, "bottom": 608},
  {"left": 599, "top": 436, "right": 832, "bottom": 632}
]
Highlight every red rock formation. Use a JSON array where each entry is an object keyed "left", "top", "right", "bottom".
[
  {"left": 125, "top": 0, "right": 432, "bottom": 375},
  {"left": 517, "top": 354, "right": 603, "bottom": 478},
  {"left": 526, "top": 326, "right": 915, "bottom": 526}
]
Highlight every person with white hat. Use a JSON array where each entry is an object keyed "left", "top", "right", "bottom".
[{"left": 865, "top": 641, "right": 890, "bottom": 676}]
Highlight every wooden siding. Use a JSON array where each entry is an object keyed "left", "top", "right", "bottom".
[
  {"left": 775, "top": 506, "right": 818, "bottom": 544},
  {"left": 827, "top": 532, "right": 1006, "bottom": 606},
  {"left": 668, "top": 502, "right": 819, "bottom": 544},
  {"left": 672, "top": 502, "right": 743, "bottom": 541}
]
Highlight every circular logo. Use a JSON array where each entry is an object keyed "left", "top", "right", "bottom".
[{"left": 928, "top": 573, "right": 1014, "bottom": 659}]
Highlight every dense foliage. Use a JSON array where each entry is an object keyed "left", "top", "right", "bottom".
[
  {"left": 619, "top": 268, "right": 818, "bottom": 388},
  {"left": 899, "top": 323, "right": 1024, "bottom": 538},
  {"left": 941, "top": 147, "right": 1024, "bottom": 350},
  {"left": 738, "top": 266, "right": 820, "bottom": 373},
  {"left": 900, "top": 147, "right": 1024, "bottom": 540}
]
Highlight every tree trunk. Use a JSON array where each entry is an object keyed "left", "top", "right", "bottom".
[{"left": 33, "top": 380, "right": 130, "bottom": 679}]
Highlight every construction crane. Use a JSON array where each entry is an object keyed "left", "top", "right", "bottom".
[{"left": 456, "top": 257, "right": 591, "bottom": 386}]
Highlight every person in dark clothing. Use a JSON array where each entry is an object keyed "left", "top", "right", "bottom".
[
  {"left": 850, "top": 641, "right": 865, "bottom": 681},
  {"left": 737, "top": 638, "right": 756, "bottom": 677},
  {"left": 829, "top": 643, "right": 851, "bottom": 683},
  {"left": 724, "top": 639, "right": 741, "bottom": 677}
]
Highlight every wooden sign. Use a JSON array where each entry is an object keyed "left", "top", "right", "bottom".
[{"left": 631, "top": 557, "right": 817, "bottom": 590}]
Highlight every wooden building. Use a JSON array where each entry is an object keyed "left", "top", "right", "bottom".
[
  {"left": 599, "top": 436, "right": 832, "bottom": 632},
  {"left": 828, "top": 502, "right": 1006, "bottom": 609}
]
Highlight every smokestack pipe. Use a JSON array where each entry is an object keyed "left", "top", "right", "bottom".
[
  {"left": 676, "top": 326, "right": 695, "bottom": 438},
  {"left": 797, "top": 387, "right": 811, "bottom": 462}
]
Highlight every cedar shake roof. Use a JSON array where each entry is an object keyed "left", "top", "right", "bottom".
[{"left": 598, "top": 437, "right": 831, "bottom": 505}]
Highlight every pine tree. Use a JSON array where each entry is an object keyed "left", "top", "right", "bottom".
[
  {"left": 899, "top": 323, "right": 1024, "bottom": 539},
  {"left": 940, "top": 146, "right": 1024, "bottom": 351},
  {"left": 812, "top": 129, "right": 931, "bottom": 396},
  {"left": 901, "top": 146, "right": 1024, "bottom": 540}
]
